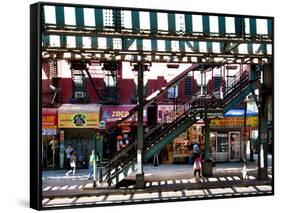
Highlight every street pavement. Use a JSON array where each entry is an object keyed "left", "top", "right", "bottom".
[{"left": 42, "top": 155, "right": 273, "bottom": 208}]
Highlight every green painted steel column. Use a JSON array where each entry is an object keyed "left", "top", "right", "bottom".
[
  {"left": 55, "top": 6, "right": 65, "bottom": 26},
  {"left": 247, "top": 43, "right": 253, "bottom": 54},
  {"left": 42, "top": 35, "right": 50, "bottom": 47},
  {"left": 131, "top": 11, "right": 140, "bottom": 33},
  {"left": 206, "top": 42, "right": 213, "bottom": 52},
  {"left": 136, "top": 39, "right": 143, "bottom": 51},
  {"left": 150, "top": 12, "right": 158, "bottom": 34},
  {"left": 243, "top": 99, "right": 247, "bottom": 160},
  {"left": 165, "top": 40, "right": 172, "bottom": 52},
  {"left": 202, "top": 118, "right": 213, "bottom": 177},
  {"left": 106, "top": 37, "right": 113, "bottom": 49},
  {"left": 204, "top": 119, "right": 211, "bottom": 160},
  {"left": 193, "top": 41, "right": 199, "bottom": 52},
  {"left": 75, "top": 36, "right": 83, "bottom": 48},
  {"left": 168, "top": 13, "right": 176, "bottom": 34},
  {"left": 113, "top": 9, "right": 122, "bottom": 32},
  {"left": 202, "top": 15, "right": 212, "bottom": 52},
  {"left": 55, "top": 6, "right": 66, "bottom": 47},
  {"left": 218, "top": 17, "right": 226, "bottom": 52},
  {"left": 95, "top": 8, "right": 103, "bottom": 31},
  {"left": 258, "top": 64, "right": 270, "bottom": 180},
  {"left": 267, "top": 19, "right": 273, "bottom": 38},
  {"left": 151, "top": 39, "right": 157, "bottom": 52},
  {"left": 235, "top": 16, "right": 244, "bottom": 37},
  {"left": 202, "top": 15, "right": 210, "bottom": 35},
  {"left": 60, "top": 35, "right": 66, "bottom": 48},
  {"left": 179, "top": 40, "right": 185, "bottom": 52},
  {"left": 258, "top": 113, "right": 268, "bottom": 180},
  {"left": 96, "top": 133, "right": 103, "bottom": 162},
  {"left": 136, "top": 62, "right": 145, "bottom": 188},
  {"left": 75, "top": 7, "right": 84, "bottom": 28},
  {"left": 250, "top": 18, "right": 257, "bottom": 37},
  {"left": 184, "top": 14, "right": 193, "bottom": 35},
  {"left": 91, "top": 36, "right": 98, "bottom": 48}
]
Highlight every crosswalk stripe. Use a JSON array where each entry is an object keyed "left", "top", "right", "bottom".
[
  {"left": 233, "top": 176, "right": 241, "bottom": 180},
  {"left": 43, "top": 186, "right": 51, "bottom": 191}
]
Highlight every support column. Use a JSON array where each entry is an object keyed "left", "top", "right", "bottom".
[
  {"left": 258, "top": 111, "right": 269, "bottom": 180},
  {"left": 243, "top": 99, "right": 247, "bottom": 160},
  {"left": 59, "top": 130, "right": 65, "bottom": 168},
  {"left": 202, "top": 118, "right": 213, "bottom": 176},
  {"left": 257, "top": 64, "right": 270, "bottom": 180},
  {"left": 136, "top": 62, "right": 145, "bottom": 188}
]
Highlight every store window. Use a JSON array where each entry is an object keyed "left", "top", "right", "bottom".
[
  {"left": 229, "top": 132, "right": 240, "bottom": 160},
  {"left": 217, "top": 133, "right": 228, "bottom": 152},
  {"left": 167, "top": 84, "right": 178, "bottom": 99}
]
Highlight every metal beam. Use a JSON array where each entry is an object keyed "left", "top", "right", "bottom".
[
  {"left": 43, "top": 50, "right": 271, "bottom": 64},
  {"left": 45, "top": 5, "right": 272, "bottom": 38},
  {"left": 42, "top": 29, "right": 272, "bottom": 44}
]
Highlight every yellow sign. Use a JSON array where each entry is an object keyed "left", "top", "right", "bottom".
[
  {"left": 58, "top": 112, "right": 99, "bottom": 128},
  {"left": 210, "top": 116, "right": 258, "bottom": 128}
]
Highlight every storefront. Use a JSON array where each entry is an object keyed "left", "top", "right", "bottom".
[
  {"left": 58, "top": 104, "right": 101, "bottom": 169},
  {"left": 100, "top": 105, "right": 147, "bottom": 158},
  {"left": 42, "top": 108, "right": 59, "bottom": 169},
  {"left": 209, "top": 111, "right": 258, "bottom": 162},
  {"left": 157, "top": 104, "right": 204, "bottom": 164}
]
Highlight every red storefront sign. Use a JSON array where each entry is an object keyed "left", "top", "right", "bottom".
[
  {"left": 157, "top": 105, "right": 185, "bottom": 123},
  {"left": 101, "top": 105, "right": 147, "bottom": 127},
  {"left": 42, "top": 108, "right": 58, "bottom": 128}
]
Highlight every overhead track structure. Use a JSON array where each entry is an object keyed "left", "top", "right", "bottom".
[{"left": 41, "top": 4, "right": 273, "bottom": 64}]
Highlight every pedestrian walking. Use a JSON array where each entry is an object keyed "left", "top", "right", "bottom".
[
  {"left": 191, "top": 143, "right": 200, "bottom": 163},
  {"left": 193, "top": 154, "right": 202, "bottom": 180},
  {"left": 65, "top": 144, "right": 73, "bottom": 170},
  {"left": 88, "top": 149, "right": 99, "bottom": 187},
  {"left": 65, "top": 151, "right": 77, "bottom": 176}
]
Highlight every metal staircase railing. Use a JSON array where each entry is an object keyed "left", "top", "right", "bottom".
[
  {"left": 105, "top": 64, "right": 202, "bottom": 131},
  {"left": 100, "top": 66, "right": 254, "bottom": 185},
  {"left": 142, "top": 68, "right": 252, "bottom": 159}
]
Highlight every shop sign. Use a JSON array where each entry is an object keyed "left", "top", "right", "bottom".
[
  {"left": 207, "top": 111, "right": 223, "bottom": 118},
  {"left": 42, "top": 108, "right": 58, "bottom": 128},
  {"left": 58, "top": 112, "right": 99, "bottom": 128},
  {"left": 210, "top": 116, "right": 258, "bottom": 128},
  {"left": 157, "top": 105, "right": 187, "bottom": 123},
  {"left": 42, "top": 128, "right": 57, "bottom": 135},
  {"left": 224, "top": 109, "right": 258, "bottom": 117},
  {"left": 101, "top": 105, "right": 147, "bottom": 127},
  {"left": 60, "top": 130, "right": 64, "bottom": 141},
  {"left": 99, "top": 120, "right": 106, "bottom": 129}
]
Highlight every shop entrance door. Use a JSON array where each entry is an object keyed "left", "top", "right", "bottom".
[{"left": 229, "top": 132, "right": 240, "bottom": 161}]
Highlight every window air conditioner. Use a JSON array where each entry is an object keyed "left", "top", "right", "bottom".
[{"left": 75, "top": 91, "right": 86, "bottom": 99}]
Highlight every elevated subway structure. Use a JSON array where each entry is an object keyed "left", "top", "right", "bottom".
[{"left": 40, "top": 3, "right": 273, "bottom": 187}]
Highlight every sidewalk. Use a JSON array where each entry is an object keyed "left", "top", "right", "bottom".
[
  {"left": 42, "top": 172, "right": 272, "bottom": 208},
  {"left": 42, "top": 157, "right": 272, "bottom": 198}
]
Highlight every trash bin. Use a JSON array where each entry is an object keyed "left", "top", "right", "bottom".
[{"left": 202, "top": 158, "right": 213, "bottom": 177}]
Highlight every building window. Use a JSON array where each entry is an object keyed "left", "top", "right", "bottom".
[
  {"left": 185, "top": 76, "right": 192, "bottom": 96},
  {"left": 167, "top": 85, "right": 178, "bottom": 99},
  {"left": 217, "top": 133, "right": 228, "bottom": 152}
]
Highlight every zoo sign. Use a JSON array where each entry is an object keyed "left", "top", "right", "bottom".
[{"left": 58, "top": 112, "right": 99, "bottom": 128}]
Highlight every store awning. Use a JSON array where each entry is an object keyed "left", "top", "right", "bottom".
[
  {"left": 42, "top": 108, "right": 58, "bottom": 128},
  {"left": 224, "top": 109, "right": 258, "bottom": 117},
  {"left": 58, "top": 104, "right": 101, "bottom": 128}
]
